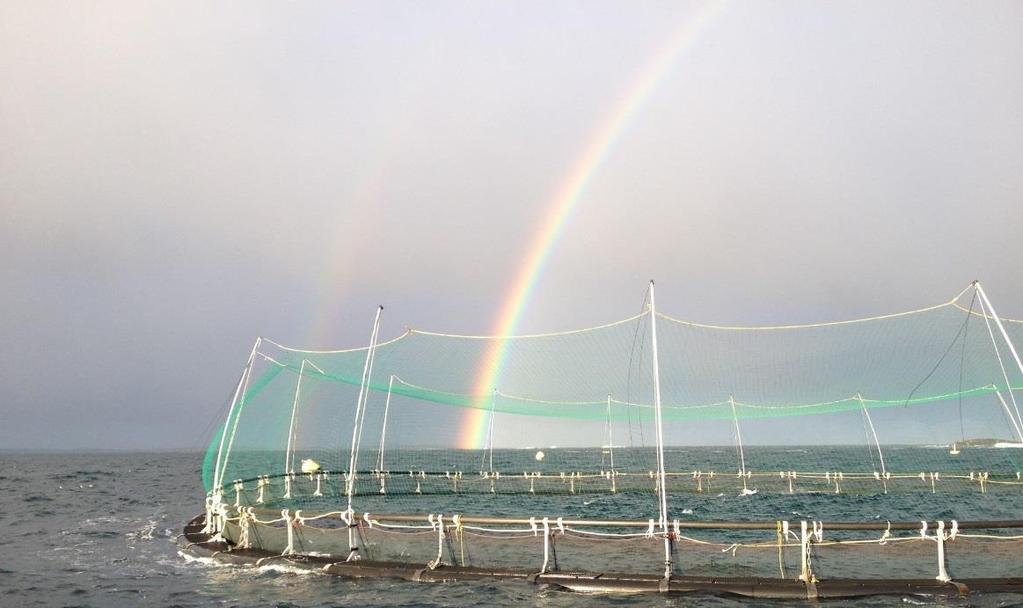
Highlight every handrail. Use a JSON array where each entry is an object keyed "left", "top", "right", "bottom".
[{"left": 234, "top": 506, "right": 1023, "bottom": 531}]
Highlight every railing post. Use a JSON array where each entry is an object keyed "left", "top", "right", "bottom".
[
  {"left": 648, "top": 281, "right": 673, "bottom": 582},
  {"left": 798, "top": 520, "right": 814, "bottom": 583},
  {"left": 936, "top": 520, "right": 951, "bottom": 582},
  {"left": 346, "top": 305, "right": 384, "bottom": 559},
  {"left": 541, "top": 517, "right": 551, "bottom": 574}
]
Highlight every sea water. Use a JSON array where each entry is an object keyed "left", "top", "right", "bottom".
[{"left": 1, "top": 450, "right": 1021, "bottom": 608}]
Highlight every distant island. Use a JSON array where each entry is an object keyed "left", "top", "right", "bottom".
[{"left": 956, "top": 438, "right": 1023, "bottom": 448}]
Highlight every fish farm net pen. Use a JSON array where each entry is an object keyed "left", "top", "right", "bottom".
[{"left": 184, "top": 281, "right": 1023, "bottom": 599}]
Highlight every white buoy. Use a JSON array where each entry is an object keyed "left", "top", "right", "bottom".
[
  {"left": 535, "top": 450, "right": 545, "bottom": 462},
  {"left": 301, "top": 459, "right": 321, "bottom": 474}
]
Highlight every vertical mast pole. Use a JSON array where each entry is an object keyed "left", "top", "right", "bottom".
[
  {"left": 648, "top": 280, "right": 672, "bottom": 579},
  {"left": 212, "top": 337, "right": 261, "bottom": 494},
  {"left": 377, "top": 375, "right": 396, "bottom": 472},
  {"left": 975, "top": 282, "right": 1023, "bottom": 435},
  {"left": 214, "top": 336, "right": 262, "bottom": 493},
  {"left": 346, "top": 306, "right": 383, "bottom": 539},
  {"left": 284, "top": 360, "right": 308, "bottom": 476},
  {"left": 729, "top": 395, "right": 747, "bottom": 490},
  {"left": 606, "top": 394, "right": 616, "bottom": 477}
]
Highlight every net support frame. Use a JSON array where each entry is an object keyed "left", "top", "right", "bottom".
[
  {"left": 202, "top": 281, "right": 1023, "bottom": 579},
  {"left": 975, "top": 282, "right": 1023, "bottom": 441},
  {"left": 213, "top": 336, "right": 261, "bottom": 494},
  {"left": 648, "top": 280, "right": 672, "bottom": 581},
  {"left": 346, "top": 305, "right": 384, "bottom": 560}
]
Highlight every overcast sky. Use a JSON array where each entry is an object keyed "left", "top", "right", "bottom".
[{"left": 1, "top": 1, "right": 1021, "bottom": 450}]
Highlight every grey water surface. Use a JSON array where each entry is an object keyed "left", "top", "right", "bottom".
[{"left": 2, "top": 451, "right": 1022, "bottom": 608}]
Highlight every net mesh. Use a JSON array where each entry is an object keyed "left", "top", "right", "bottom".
[{"left": 199, "top": 284, "right": 1023, "bottom": 581}]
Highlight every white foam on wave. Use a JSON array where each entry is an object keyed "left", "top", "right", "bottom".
[
  {"left": 177, "top": 551, "right": 236, "bottom": 568},
  {"left": 256, "top": 562, "right": 323, "bottom": 576}
]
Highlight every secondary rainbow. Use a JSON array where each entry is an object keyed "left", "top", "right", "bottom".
[{"left": 458, "top": 1, "right": 731, "bottom": 449}]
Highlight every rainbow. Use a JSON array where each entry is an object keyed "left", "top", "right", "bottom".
[
  {"left": 458, "top": 1, "right": 730, "bottom": 449},
  {"left": 301, "top": 135, "right": 405, "bottom": 347}
]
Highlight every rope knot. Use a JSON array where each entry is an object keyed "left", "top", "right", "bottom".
[{"left": 879, "top": 521, "right": 891, "bottom": 545}]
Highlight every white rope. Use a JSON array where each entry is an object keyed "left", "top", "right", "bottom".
[
  {"left": 952, "top": 300, "right": 1023, "bottom": 324},
  {"left": 256, "top": 476, "right": 268, "bottom": 504},
  {"left": 370, "top": 521, "right": 436, "bottom": 531},
  {"left": 956, "top": 532, "right": 1023, "bottom": 541},
  {"left": 460, "top": 525, "right": 537, "bottom": 535},
  {"left": 262, "top": 330, "right": 410, "bottom": 355},
  {"left": 410, "top": 311, "right": 648, "bottom": 340},
  {"left": 562, "top": 526, "right": 660, "bottom": 539},
  {"left": 238, "top": 508, "right": 252, "bottom": 548},
  {"left": 656, "top": 286, "right": 970, "bottom": 331},
  {"left": 427, "top": 514, "right": 445, "bottom": 569}
]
